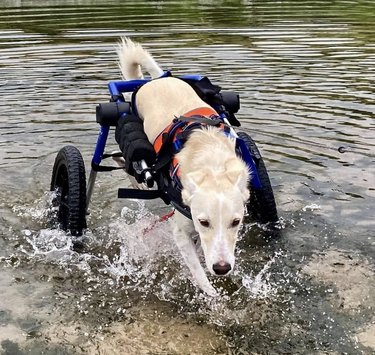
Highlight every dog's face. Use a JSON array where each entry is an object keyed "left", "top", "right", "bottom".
[{"left": 181, "top": 163, "right": 249, "bottom": 276}]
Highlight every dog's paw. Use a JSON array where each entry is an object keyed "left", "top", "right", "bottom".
[{"left": 202, "top": 284, "right": 219, "bottom": 297}]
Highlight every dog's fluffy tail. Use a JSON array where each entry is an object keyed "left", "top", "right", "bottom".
[{"left": 117, "top": 37, "right": 164, "bottom": 80}]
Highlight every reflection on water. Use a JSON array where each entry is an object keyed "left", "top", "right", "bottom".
[{"left": 0, "top": 1, "right": 374, "bottom": 354}]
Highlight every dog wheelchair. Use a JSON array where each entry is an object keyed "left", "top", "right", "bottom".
[{"left": 50, "top": 74, "right": 278, "bottom": 237}]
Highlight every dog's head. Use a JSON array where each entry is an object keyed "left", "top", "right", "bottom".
[{"left": 181, "top": 157, "right": 249, "bottom": 276}]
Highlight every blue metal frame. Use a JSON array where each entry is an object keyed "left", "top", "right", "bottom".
[
  {"left": 92, "top": 125, "right": 110, "bottom": 166},
  {"left": 91, "top": 73, "right": 262, "bottom": 190}
]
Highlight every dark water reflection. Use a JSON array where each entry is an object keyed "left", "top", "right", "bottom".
[{"left": 0, "top": 1, "right": 374, "bottom": 354}]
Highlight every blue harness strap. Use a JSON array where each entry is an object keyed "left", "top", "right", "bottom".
[{"left": 236, "top": 137, "right": 262, "bottom": 189}]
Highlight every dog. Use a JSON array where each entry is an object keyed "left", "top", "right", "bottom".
[{"left": 117, "top": 38, "right": 250, "bottom": 296}]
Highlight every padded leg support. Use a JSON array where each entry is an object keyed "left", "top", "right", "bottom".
[{"left": 115, "top": 114, "right": 156, "bottom": 177}]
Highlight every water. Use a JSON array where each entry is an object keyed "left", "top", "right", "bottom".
[{"left": 0, "top": 1, "right": 374, "bottom": 354}]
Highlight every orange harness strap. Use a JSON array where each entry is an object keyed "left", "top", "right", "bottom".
[
  {"left": 153, "top": 106, "right": 218, "bottom": 155},
  {"left": 183, "top": 106, "right": 219, "bottom": 118}
]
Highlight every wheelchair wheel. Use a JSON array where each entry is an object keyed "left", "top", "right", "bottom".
[
  {"left": 50, "top": 146, "right": 87, "bottom": 236},
  {"left": 237, "top": 132, "right": 278, "bottom": 224}
]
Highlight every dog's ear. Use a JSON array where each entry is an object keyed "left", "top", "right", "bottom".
[
  {"left": 181, "top": 171, "right": 206, "bottom": 204},
  {"left": 225, "top": 159, "right": 250, "bottom": 201}
]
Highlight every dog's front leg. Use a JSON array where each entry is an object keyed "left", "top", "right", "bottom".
[{"left": 171, "top": 212, "right": 217, "bottom": 297}]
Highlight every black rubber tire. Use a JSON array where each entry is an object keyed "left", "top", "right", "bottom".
[
  {"left": 50, "top": 146, "right": 87, "bottom": 236},
  {"left": 237, "top": 132, "right": 278, "bottom": 224}
]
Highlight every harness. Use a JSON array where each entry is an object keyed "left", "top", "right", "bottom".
[{"left": 153, "top": 107, "right": 231, "bottom": 218}]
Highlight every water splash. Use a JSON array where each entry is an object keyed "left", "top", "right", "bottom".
[
  {"left": 11, "top": 194, "right": 287, "bottom": 328},
  {"left": 240, "top": 251, "right": 283, "bottom": 299},
  {"left": 302, "top": 203, "right": 321, "bottom": 212},
  {"left": 99, "top": 202, "right": 186, "bottom": 296},
  {"left": 12, "top": 191, "right": 57, "bottom": 225}
]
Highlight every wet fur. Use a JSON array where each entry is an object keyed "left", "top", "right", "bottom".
[{"left": 117, "top": 38, "right": 249, "bottom": 296}]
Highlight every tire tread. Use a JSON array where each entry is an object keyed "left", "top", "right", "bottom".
[
  {"left": 237, "top": 132, "right": 278, "bottom": 224},
  {"left": 51, "top": 146, "right": 87, "bottom": 236}
]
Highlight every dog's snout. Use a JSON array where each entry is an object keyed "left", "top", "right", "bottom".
[{"left": 212, "top": 262, "right": 231, "bottom": 275}]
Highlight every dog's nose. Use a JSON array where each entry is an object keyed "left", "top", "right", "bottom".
[{"left": 212, "top": 262, "right": 232, "bottom": 275}]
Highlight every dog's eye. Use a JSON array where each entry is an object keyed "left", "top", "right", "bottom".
[
  {"left": 199, "top": 219, "right": 210, "bottom": 228},
  {"left": 231, "top": 219, "right": 241, "bottom": 228}
]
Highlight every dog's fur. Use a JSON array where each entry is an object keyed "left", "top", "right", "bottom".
[{"left": 117, "top": 38, "right": 249, "bottom": 296}]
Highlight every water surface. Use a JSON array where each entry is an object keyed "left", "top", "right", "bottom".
[{"left": 0, "top": 1, "right": 374, "bottom": 354}]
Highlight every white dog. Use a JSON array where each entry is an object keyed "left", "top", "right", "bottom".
[{"left": 117, "top": 38, "right": 249, "bottom": 296}]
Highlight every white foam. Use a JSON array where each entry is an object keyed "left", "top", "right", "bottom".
[
  {"left": 13, "top": 194, "right": 285, "bottom": 327},
  {"left": 240, "top": 251, "right": 283, "bottom": 299},
  {"left": 302, "top": 203, "right": 321, "bottom": 211},
  {"left": 100, "top": 202, "right": 181, "bottom": 292},
  {"left": 12, "top": 191, "right": 58, "bottom": 224}
]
